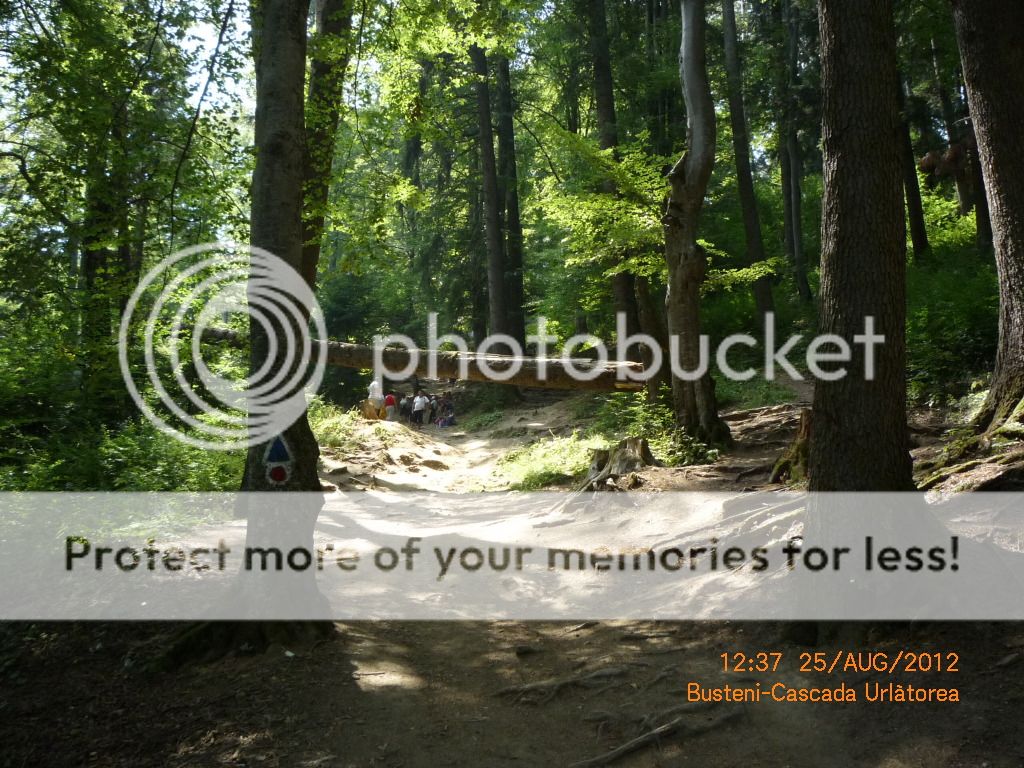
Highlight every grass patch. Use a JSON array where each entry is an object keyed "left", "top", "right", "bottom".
[
  {"left": 308, "top": 397, "right": 362, "bottom": 447},
  {"left": 498, "top": 432, "right": 604, "bottom": 490},
  {"left": 461, "top": 409, "right": 504, "bottom": 432},
  {"left": 499, "top": 389, "right": 723, "bottom": 489}
]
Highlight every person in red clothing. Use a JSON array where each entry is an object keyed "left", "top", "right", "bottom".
[{"left": 384, "top": 391, "right": 398, "bottom": 421}]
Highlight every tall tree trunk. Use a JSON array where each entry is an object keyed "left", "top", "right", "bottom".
[
  {"left": 468, "top": 43, "right": 509, "bottom": 342},
  {"left": 787, "top": 130, "right": 811, "bottom": 301},
  {"left": 401, "top": 61, "right": 430, "bottom": 296},
  {"left": 634, "top": 275, "right": 671, "bottom": 401},
  {"left": 468, "top": 145, "right": 489, "bottom": 347},
  {"left": 245, "top": 0, "right": 321, "bottom": 493},
  {"left": 301, "top": 0, "right": 354, "bottom": 288},
  {"left": 80, "top": 158, "right": 132, "bottom": 426},
  {"left": 496, "top": 55, "right": 526, "bottom": 346},
  {"left": 808, "top": 0, "right": 912, "bottom": 491},
  {"left": 898, "top": 81, "right": 930, "bottom": 261},
  {"left": 663, "top": 0, "right": 730, "bottom": 445},
  {"left": 950, "top": 0, "right": 1024, "bottom": 433},
  {"left": 776, "top": 0, "right": 812, "bottom": 302},
  {"left": 588, "top": 0, "right": 618, "bottom": 152},
  {"left": 966, "top": 126, "right": 994, "bottom": 252},
  {"left": 587, "top": 0, "right": 642, "bottom": 357},
  {"left": 721, "top": 0, "right": 774, "bottom": 317},
  {"left": 931, "top": 38, "right": 973, "bottom": 215},
  {"left": 80, "top": 174, "right": 115, "bottom": 417}
]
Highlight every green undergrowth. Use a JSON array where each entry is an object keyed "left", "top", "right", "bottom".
[
  {"left": 0, "top": 416, "right": 245, "bottom": 493},
  {"left": 308, "top": 397, "right": 363, "bottom": 448},
  {"left": 500, "top": 387, "right": 748, "bottom": 490},
  {"left": 498, "top": 431, "right": 606, "bottom": 490},
  {"left": 460, "top": 409, "right": 504, "bottom": 432},
  {"left": 714, "top": 375, "right": 796, "bottom": 411}
]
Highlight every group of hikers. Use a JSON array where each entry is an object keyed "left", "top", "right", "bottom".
[{"left": 366, "top": 380, "right": 456, "bottom": 429}]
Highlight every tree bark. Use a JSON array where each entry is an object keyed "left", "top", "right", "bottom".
[
  {"left": 245, "top": 0, "right": 321, "bottom": 493},
  {"left": 808, "top": 0, "right": 912, "bottom": 491},
  {"left": 966, "top": 126, "right": 994, "bottom": 252},
  {"left": 587, "top": 0, "right": 618, "bottom": 153},
  {"left": 634, "top": 274, "right": 671, "bottom": 401},
  {"left": 776, "top": 0, "right": 812, "bottom": 303},
  {"left": 468, "top": 43, "right": 510, "bottom": 342},
  {"left": 300, "top": 0, "right": 353, "bottom": 288},
  {"left": 662, "top": 0, "right": 730, "bottom": 446},
  {"left": 950, "top": 0, "right": 1024, "bottom": 433},
  {"left": 495, "top": 55, "right": 526, "bottom": 346},
  {"left": 721, "top": 0, "right": 774, "bottom": 317},
  {"left": 468, "top": 144, "right": 489, "bottom": 346},
  {"left": 786, "top": 132, "right": 809, "bottom": 296}
]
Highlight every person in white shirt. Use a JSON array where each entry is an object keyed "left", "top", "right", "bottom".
[
  {"left": 367, "top": 379, "right": 384, "bottom": 410},
  {"left": 411, "top": 391, "right": 428, "bottom": 428}
]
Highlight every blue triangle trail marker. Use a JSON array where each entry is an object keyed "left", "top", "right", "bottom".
[{"left": 266, "top": 436, "right": 291, "bottom": 463}]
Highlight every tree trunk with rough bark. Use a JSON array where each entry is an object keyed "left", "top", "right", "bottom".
[
  {"left": 300, "top": 0, "right": 353, "bottom": 287},
  {"left": 662, "top": 0, "right": 730, "bottom": 446},
  {"left": 469, "top": 43, "right": 510, "bottom": 342},
  {"left": 245, "top": 0, "right": 321, "bottom": 494},
  {"left": 951, "top": 0, "right": 1024, "bottom": 434},
  {"left": 155, "top": 0, "right": 334, "bottom": 668},
  {"left": 721, "top": 0, "right": 774, "bottom": 317},
  {"left": 808, "top": 0, "right": 912, "bottom": 491},
  {"left": 496, "top": 55, "right": 526, "bottom": 346},
  {"left": 468, "top": 145, "right": 489, "bottom": 346},
  {"left": 776, "top": 0, "right": 812, "bottom": 303},
  {"left": 966, "top": 126, "right": 994, "bottom": 252},
  {"left": 634, "top": 275, "right": 671, "bottom": 401}
]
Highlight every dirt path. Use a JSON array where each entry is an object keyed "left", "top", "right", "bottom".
[
  {"left": 4, "top": 385, "right": 1024, "bottom": 767},
  {"left": 317, "top": 382, "right": 813, "bottom": 496}
]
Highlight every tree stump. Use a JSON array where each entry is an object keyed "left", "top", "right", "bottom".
[{"left": 578, "top": 437, "right": 661, "bottom": 491}]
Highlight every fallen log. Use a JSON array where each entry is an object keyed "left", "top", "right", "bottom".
[{"left": 200, "top": 327, "right": 644, "bottom": 392}]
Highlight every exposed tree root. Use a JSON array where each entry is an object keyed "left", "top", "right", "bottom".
[
  {"left": 584, "top": 700, "right": 714, "bottom": 732},
  {"left": 769, "top": 408, "right": 810, "bottom": 484},
  {"left": 497, "top": 665, "right": 635, "bottom": 704},
  {"left": 571, "top": 706, "right": 741, "bottom": 767},
  {"left": 148, "top": 620, "right": 337, "bottom": 671},
  {"left": 916, "top": 436, "right": 982, "bottom": 472},
  {"left": 917, "top": 444, "right": 1024, "bottom": 490},
  {"left": 918, "top": 458, "right": 991, "bottom": 490}
]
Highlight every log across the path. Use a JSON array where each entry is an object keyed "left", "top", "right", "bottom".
[{"left": 200, "top": 327, "right": 644, "bottom": 392}]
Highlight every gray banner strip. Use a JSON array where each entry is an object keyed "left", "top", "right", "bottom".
[{"left": 1, "top": 491, "right": 1021, "bottom": 619}]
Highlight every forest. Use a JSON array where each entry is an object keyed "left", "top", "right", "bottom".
[{"left": 2, "top": 0, "right": 1024, "bottom": 765}]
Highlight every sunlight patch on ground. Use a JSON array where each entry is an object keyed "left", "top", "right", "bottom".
[{"left": 351, "top": 658, "right": 426, "bottom": 691}]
